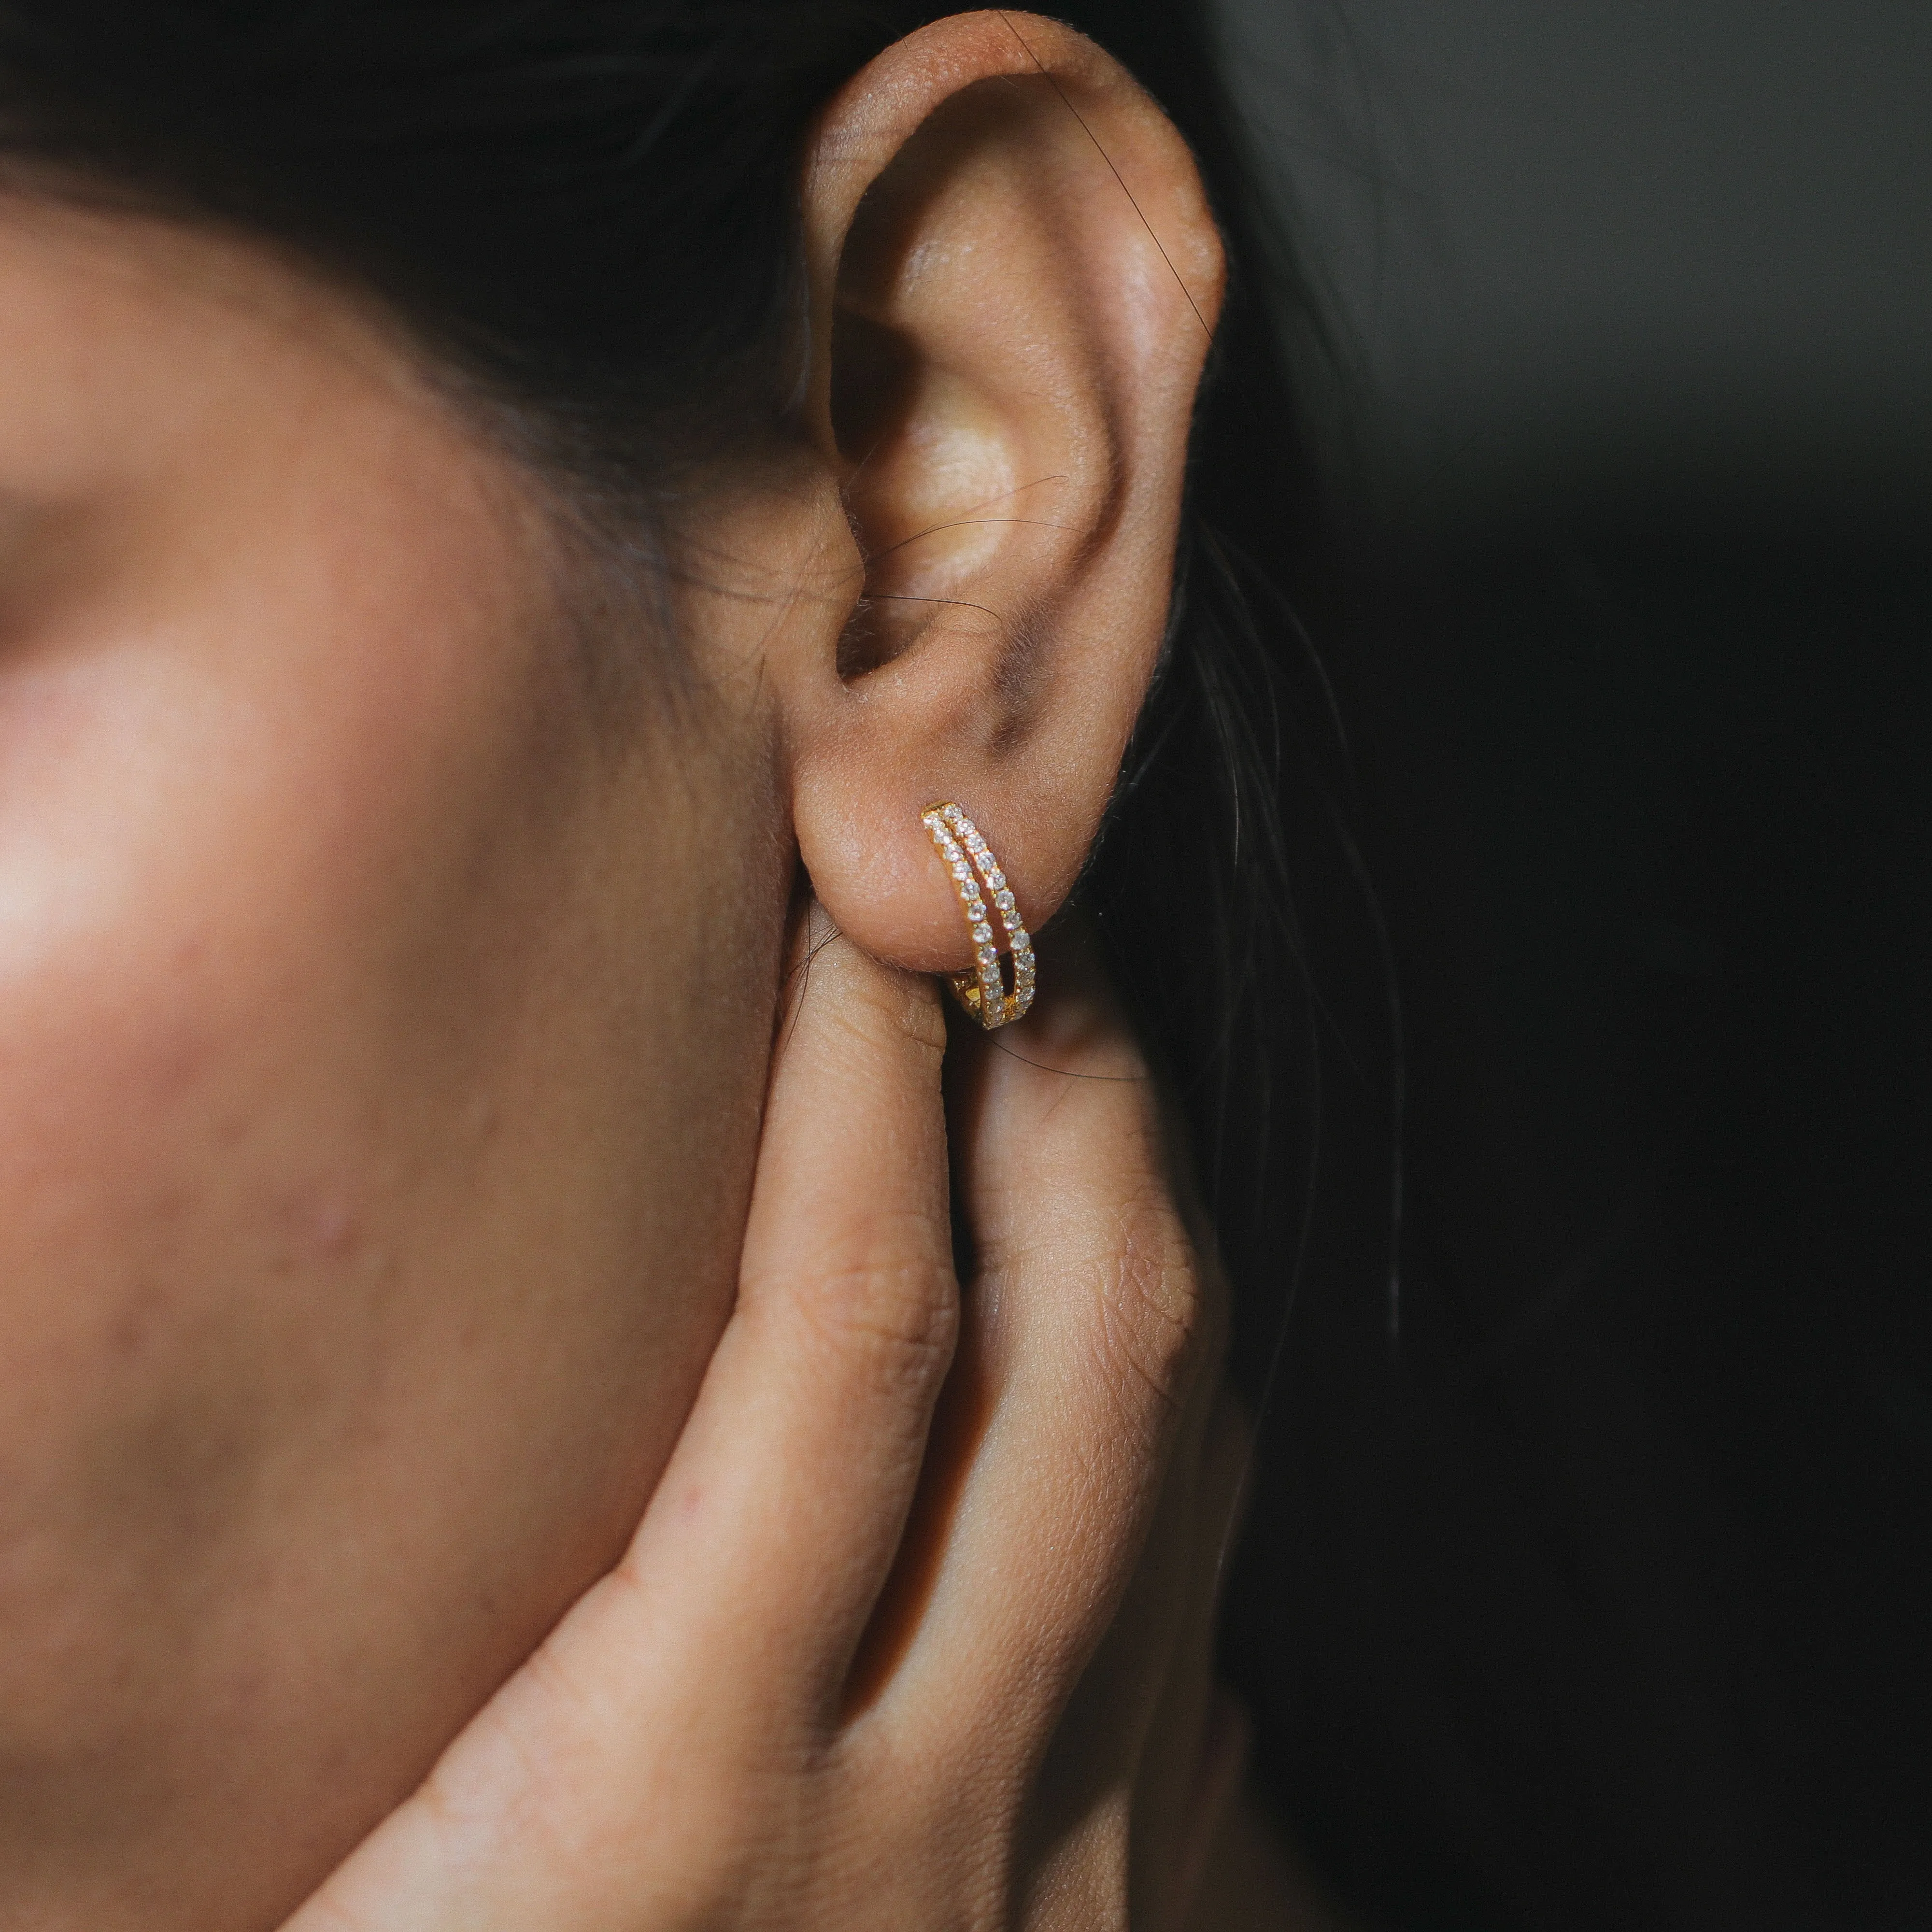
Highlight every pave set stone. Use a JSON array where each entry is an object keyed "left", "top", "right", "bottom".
[{"left": 920, "top": 802, "right": 1037, "bottom": 1029}]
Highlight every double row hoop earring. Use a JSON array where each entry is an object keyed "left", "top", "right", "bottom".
[{"left": 921, "top": 803, "right": 1036, "bottom": 1030}]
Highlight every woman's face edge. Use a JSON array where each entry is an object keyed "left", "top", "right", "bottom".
[{"left": 0, "top": 193, "right": 793, "bottom": 1915}]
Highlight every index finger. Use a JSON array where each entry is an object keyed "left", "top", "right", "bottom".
[
  {"left": 277, "top": 910, "right": 964, "bottom": 1929},
  {"left": 609, "top": 908, "right": 960, "bottom": 1705}
]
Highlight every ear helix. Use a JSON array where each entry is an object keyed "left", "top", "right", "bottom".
[{"left": 920, "top": 804, "right": 1036, "bottom": 1029}]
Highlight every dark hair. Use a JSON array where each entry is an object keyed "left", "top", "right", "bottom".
[{"left": 0, "top": 0, "right": 1394, "bottom": 1911}]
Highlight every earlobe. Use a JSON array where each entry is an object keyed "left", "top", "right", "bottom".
[{"left": 778, "top": 11, "right": 1222, "bottom": 989}]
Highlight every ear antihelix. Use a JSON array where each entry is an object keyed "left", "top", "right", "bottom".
[{"left": 920, "top": 803, "right": 1036, "bottom": 1028}]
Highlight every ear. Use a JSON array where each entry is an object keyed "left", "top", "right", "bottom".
[{"left": 774, "top": 9, "right": 1223, "bottom": 978}]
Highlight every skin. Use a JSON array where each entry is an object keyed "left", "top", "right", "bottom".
[
  {"left": 0, "top": 13, "right": 1312, "bottom": 1927},
  {"left": 0, "top": 195, "right": 786, "bottom": 1920}
]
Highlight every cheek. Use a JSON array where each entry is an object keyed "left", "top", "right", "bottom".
[
  {"left": 0, "top": 479, "right": 563, "bottom": 1670},
  {"left": 0, "top": 438, "right": 785, "bottom": 1833},
  {"left": 0, "top": 224, "right": 789, "bottom": 1893},
  {"left": 0, "top": 508, "right": 512, "bottom": 1277}
]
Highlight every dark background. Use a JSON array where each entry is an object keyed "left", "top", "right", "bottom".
[{"left": 1210, "top": 5, "right": 1932, "bottom": 1928}]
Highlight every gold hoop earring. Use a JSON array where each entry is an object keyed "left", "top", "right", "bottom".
[{"left": 921, "top": 803, "right": 1036, "bottom": 1030}]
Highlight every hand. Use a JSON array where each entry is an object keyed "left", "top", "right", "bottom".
[{"left": 283, "top": 906, "right": 1247, "bottom": 1931}]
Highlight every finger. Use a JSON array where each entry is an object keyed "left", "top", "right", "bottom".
[
  {"left": 873, "top": 928, "right": 1226, "bottom": 1746},
  {"left": 1166, "top": 1690, "right": 1252, "bottom": 1930},
  {"left": 1015, "top": 1379, "right": 1249, "bottom": 1932},
  {"left": 282, "top": 907, "right": 963, "bottom": 1930},
  {"left": 1008, "top": 1336, "right": 1223, "bottom": 1930},
  {"left": 1138, "top": 1390, "right": 1254, "bottom": 1925},
  {"left": 609, "top": 905, "right": 960, "bottom": 1705}
]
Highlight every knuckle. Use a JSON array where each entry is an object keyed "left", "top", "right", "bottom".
[
  {"left": 1092, "top": 1191, "right": 1208, "bottom": 1432},
  {"left": 781, "top": 1226, "right": 958, "bottom": 1395}
]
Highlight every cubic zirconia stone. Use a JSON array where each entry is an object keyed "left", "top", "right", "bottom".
[{"left": 923, "top": 805, "right": 1035, "bottom": 1029}]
